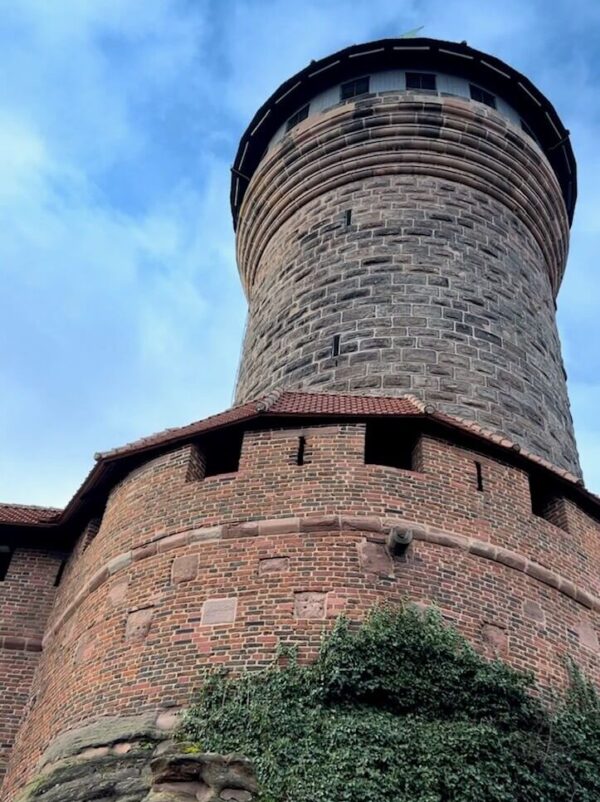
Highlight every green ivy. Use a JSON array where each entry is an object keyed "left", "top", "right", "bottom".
[{"left": 180, "top": 606, "right": 600, "bottom": 801}]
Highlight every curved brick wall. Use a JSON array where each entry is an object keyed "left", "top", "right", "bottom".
[
  {"left": 0, "top": 550, "right": 60, "bottom": 787},
  {"left": 5, "top": 423, "right": 600, "bottom": 800},
  {"left": 234, "top": 93, "right": 579, "bottom": 476}
]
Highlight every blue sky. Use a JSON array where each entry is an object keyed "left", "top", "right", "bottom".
[{"left": 1, "top": 0, "right": 599, "bottom": 507}]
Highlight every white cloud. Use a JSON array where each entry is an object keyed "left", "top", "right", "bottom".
[{"left": 0, "top": 2, "right": 245, "bottom": 504}]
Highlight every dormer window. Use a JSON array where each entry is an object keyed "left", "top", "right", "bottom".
[
  {"left": 340, "top": 76, "right": 370, "bottom": 100},
  {"left": 470, "top": 84, "right": 496, "bottom": 109},
  {"left": 286, "top": 104, "right": 309, "bottom": 132},
  {"left": 405, "top": 72, "right": 437, "bottom": 91}
]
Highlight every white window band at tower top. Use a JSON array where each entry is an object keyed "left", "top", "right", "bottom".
[{"left": 268, "top": 69, "right": 537, "bottom": 151}]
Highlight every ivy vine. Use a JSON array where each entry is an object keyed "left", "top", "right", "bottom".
[{"left": 180, "top": 606, "right": 600, "bottom": 801}]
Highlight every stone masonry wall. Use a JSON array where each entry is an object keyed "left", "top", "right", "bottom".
[
  {"left": 234, "top": 93, "right": 579, "bottom": 476},
  {"left": 5, "top": 422, "right": 600, "bottom": 800}
]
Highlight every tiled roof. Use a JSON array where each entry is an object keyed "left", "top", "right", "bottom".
[
  {"left": 0, "top": 390, "right": 594, "bottom": 529},
  {"left": 268, "top": 391, "right": 424, "bottom": 417},
  {"left": 96, "top": 391, "right": 424, "bottom": 462},
  {"left": 94, "top": 392, "right": 424, "bottom": 462},
  {"left": 97, "top": 399, "right": 261, "bottom": 460},
  {"left": 0, "top": 503, "right": 62, "bottom": 526},
  {"left": 430, "top": 409, "right": 583, "bottom": 487}
]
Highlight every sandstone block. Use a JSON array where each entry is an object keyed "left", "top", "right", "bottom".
[
  {"left": 294, "top": 592, "right": 326, "bottom": 619},
  {"left": 258, "top": 557, "right": 289, "bottom": 575},
  {"left": 357, "top": 540, "right": 394, "bottom": 578},
  {"left": 171, "top": 554, "right": 198, "bottom": 584},
  {"left": 201, "top": 598, "right": 237, "bottom": 626},
  {"left": 126, "top": 608, "right": 155, "bottom": 642}
]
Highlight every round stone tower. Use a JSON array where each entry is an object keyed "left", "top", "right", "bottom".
[{"left": 232, "top": 37, "right": 579, "bottom": 476}]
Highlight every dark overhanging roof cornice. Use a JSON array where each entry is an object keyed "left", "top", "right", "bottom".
[{"left": 230, "top": 37, "right": 576, "bottom": 227}]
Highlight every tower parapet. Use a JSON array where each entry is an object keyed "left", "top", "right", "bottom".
[{"left": 232, "top": 38, "right": 579, "bottom": 476}]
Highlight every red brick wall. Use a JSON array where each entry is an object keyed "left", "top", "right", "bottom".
[
  {"left": 4, "top": 423, "right": 600, "bottom": 798},
  {"left": 0, "top": 549, "right": 61, "bottom": 785}
]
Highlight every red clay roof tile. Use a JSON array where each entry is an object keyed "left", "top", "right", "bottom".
[
  {"left": 0, "top": 503, "right": 62, "bottom": 526},
  {"left": 269, "top": 391, "right": 424, "bottom": 416}
]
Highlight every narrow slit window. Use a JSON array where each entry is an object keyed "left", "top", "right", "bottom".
[
  {"left": 475, "top": 461, "right": 484, "bottom": 492},
  {"left": 297, "top": 436, "right": 306, "bottom": 466},
  {"left": 286, "top": 104, "right": 309, "bottom": 131},
  {"left": 0, "top": 547, "right": 13, "bottom": 581},
  {"left": 469, "top": 84, "right": 496, "bottom": 109},
  {"left": 340, "top": 76, "right": 370, "bottom": 101},
  {"left": 344, "top": 209, "right": 352, "bottom": 226},
  {"left": 332, "top": 334, "right": 341, "bottom": 357},
  {"left": 406, "top": 72, "right": 437, "bottom": 91}
]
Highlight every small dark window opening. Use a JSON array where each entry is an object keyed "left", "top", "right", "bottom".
[
  {"left": 82, "top": 517, "right": 101, "bottom": 552},
  {"left": 332, "top": 334, "right": 341, "bottom": 358},
  {"left": 0, "top": 547, "right": 13, "bottom": 582},
  {"left": 406, "top": 72, "right": 437, "bottom": 91},
  {"left": 365, "top": 421, "right": 419, "bottom": 470},
  {"left": 203, "top": 429, "right": 243, "bottom": 478},
  {"left": 340, "top": 76, "right": 370, "bottom": 101},
  {"left": 54, "top": 559, "right": 67, "bottom": 587},
  {"left": 297, "top": 436, "right": 306, "bottom": 466},
  {"left": 520, "top": 119, "right": 537, "bottom": 142},
  {"left": 344, "top": 209, "right": 352, "bottom": 226},
  {"left": 469, "top": 84, "right": 496, "bottom": 109},
  {"left": 286, "top": 104, "right": 309, "bottom": 131},
  {"left": 529, "top": 474, "right": 568, "bottom": 531},
  {"left": 475, "top": 461, "right": 484, "bottom": 492}
]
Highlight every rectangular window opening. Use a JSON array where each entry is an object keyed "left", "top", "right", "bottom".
[
  {"left": 529, "top": 474, "right": 569, "bottom": 531},
  {"left": 332, "top": 334, "right": 341, "bottom": 358},
  {"left": 54, "top": 559, "right": 67, "bottom": 587},
  {"left": 344, "top": 209, "right": 352, "bottom": 226},
  {"left": 82, "top": 517, "right": 101, "bottom": 552},
  {"left": 286, "top": 104, "right": 309, "bottom": 132},
  {"left": 203, "top": 429, "right": 243, "bottom": 478},
  {"left": 0, "top": 547, "right": 13, "bottom": 582},
  {"left": 475, "top": 461, "right": 484, "bottom": 492},
  {"left": 365, "top": 421, "right": 419, "bottom": 471},
  {"left": 520, "top": 118, "right": 538, "bottom": 142},
  {"left": 406, "top": 72, "right": 437, "bottom": 91},
  {"left": 469, "top": 84, "right": 496, "bottom": 109},
  {"left": 297, "top": 436, "right": 306, "bottom": 466},
  {"left": 340, "top": 76, "right": 370, "bottom": 101}
]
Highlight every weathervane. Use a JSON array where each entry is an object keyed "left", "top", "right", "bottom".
[{"left": 399, "top": 25, "right": 425, "bottom": 38}]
